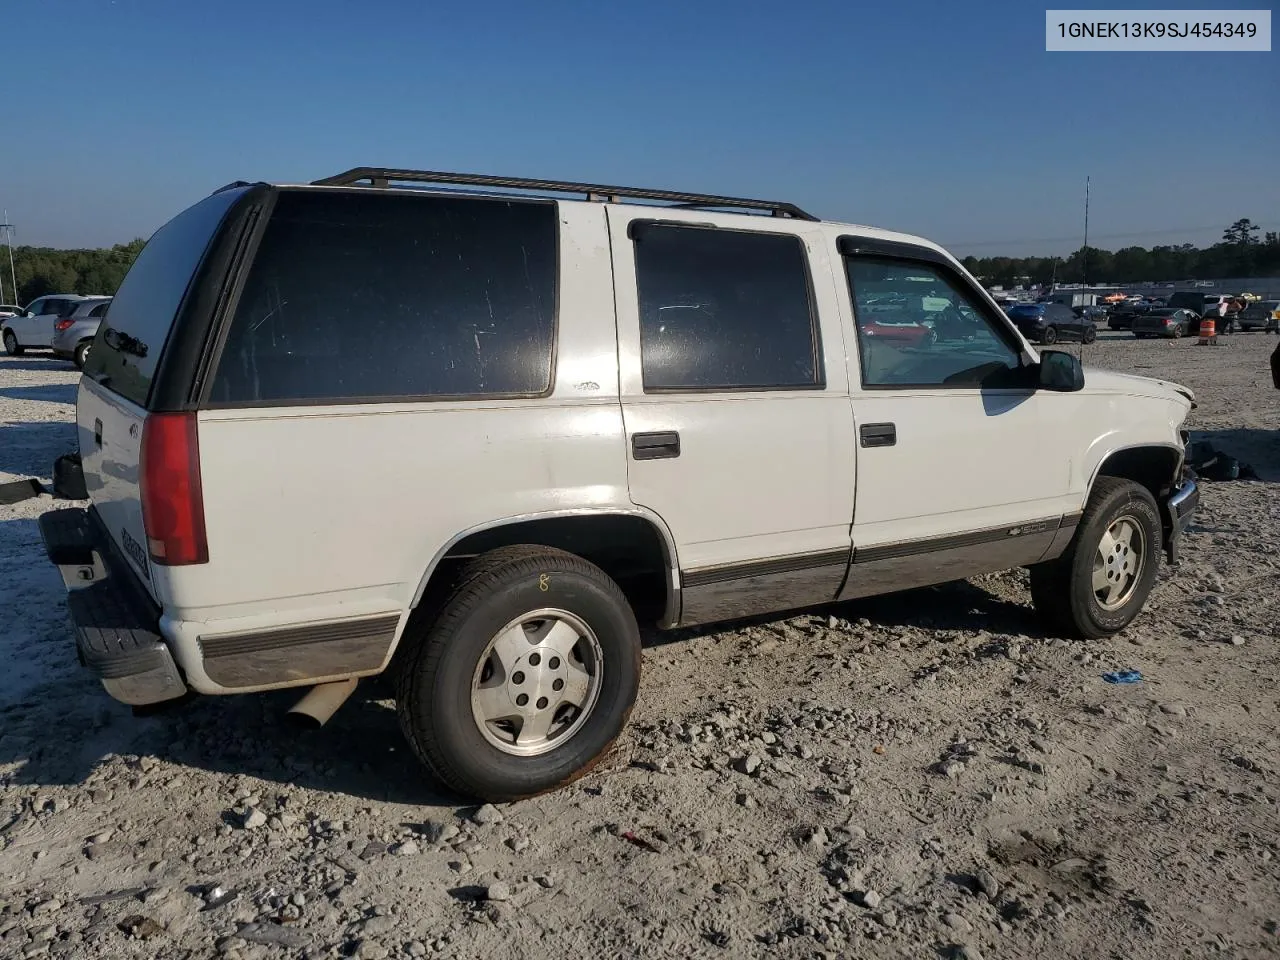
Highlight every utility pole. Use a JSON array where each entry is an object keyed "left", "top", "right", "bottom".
[
  {"left": 1, "top": 213, "right": 17, "bottom": 307},
  {"left": 1082, "top": 176, "right": 1090, "bottom": 288}
]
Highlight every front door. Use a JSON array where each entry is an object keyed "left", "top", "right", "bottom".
[
  {"left": 836, "top": 242, "right": 1073, "bottom": 599},
  {"left": 8, "top": 297, "right": 45, "bottom": 343},
  {"left": 606, "top": 207, "right": 857, "bottom": 627}
]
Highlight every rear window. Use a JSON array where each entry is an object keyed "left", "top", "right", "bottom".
[
  {"left": 88, "top": 302, "right": 110, "bottom": 318},
  {"left": 208, "top": 190, "right": 558, "bottom": 405},
  {"left": 83, "top": 189, "right": 242, "bottom": 408}
]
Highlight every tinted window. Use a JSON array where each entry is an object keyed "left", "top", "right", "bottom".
[
  {"left": 209, "top": 190, "right": 557, "bottom": 404},
  {"left": 88, "top": 302, "right": 110, "bottom": 318},
  {"left": 24, "top": 299, "right": 45, "bottom": 316},
  {"left": 83, "top": 189, "right": 242, "bottom": 408},
  {"left": 55, "top": 300, "right": 82, "bottom": 318},
  {"left": 633, "top": 224, "right": 820, "bottom": 391},
  {"left": 846, "top": 258, "right": 1023, "bottom": 388},
  {"left": 1007, "top": 305, "right": 1044, "bottom": 319}
]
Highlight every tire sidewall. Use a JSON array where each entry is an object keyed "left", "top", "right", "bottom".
[
  {"left": 1069, "top": 485, "right": 1162, "bottom": 635},
  {"left": 74, "top": 341, "right": 90, "bottom": 369},
  {"left": 411, "top": 563, "right": 640, "bottom": 798},
  {"left": 2, "top": 330, "right": 17, "bottom": 355}
]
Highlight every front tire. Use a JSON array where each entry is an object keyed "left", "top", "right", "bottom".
[
  {"left": 396, "top": 545, "right": 642, "bottom": 802},
  {"left": 2, "top": 329, "right": 21, "bottom": 356},
  {"left": 1041, "top": 326, "right": 1058, "bottom": 345},
  {"left": 1082, "top": 326, "right": 1097, "bottom": 344},
  {"left": 1029, "top": 477, "right": 1162, "bottom": 639}
]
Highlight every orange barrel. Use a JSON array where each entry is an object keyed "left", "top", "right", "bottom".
[{"left": 1200, "top": 318, "right": 1216, "bottom": 339}]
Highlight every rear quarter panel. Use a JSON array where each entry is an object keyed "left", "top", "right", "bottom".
[{"left": 167, "top": 203, "right": 630, "bottom": 634}]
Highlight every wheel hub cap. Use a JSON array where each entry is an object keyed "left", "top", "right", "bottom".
[
  {"left": 1092, "top": 515, "right": 1145, "bottom": 611},
  {"left": 470, "top": 609, "right": 602, "bottom": 757}
]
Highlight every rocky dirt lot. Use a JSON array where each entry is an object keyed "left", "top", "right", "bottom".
[{"left": 1, "top": 335, "right": 1278, "bottom": 960}]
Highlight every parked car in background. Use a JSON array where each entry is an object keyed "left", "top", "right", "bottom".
[
  {"left": 2, "top": 294, "right": 94, "bottom": 355},
  {"left": 50, "top": 297, "right": 112, "bottom": 368},
  {"left": 1132, "top": 308, "right": 1200, "bottom": 339},
  {"left": 1073, "top": 304, "right": 1110, "bottom": 324},
  {"left": 860, "top": 317, "right": 937, "bottom": 347},
  {"left": 1005, "top": 302, "right": 1097, "bottom": 344},
  {"left": 0, "top": 304, "right": 21, "bottom": 319},
  {"left": 1108, "top": 301, "right": 1141, "bottom": 330},
  {"left": 1239, "top": 299, "right": 1280, "bottom": 332}
]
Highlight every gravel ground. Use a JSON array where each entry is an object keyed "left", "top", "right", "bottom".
[{"left": 1, "top": 334, "right": 1278, "bottom": 960}]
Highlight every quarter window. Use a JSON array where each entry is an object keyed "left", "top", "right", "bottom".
[
  {"left": 209, "top": 190, "right": 558, "bottom": 404},
  {"left": 845, "top": 257, "right": 1023, "bottom": 388},
  {"left": 633, "top": 223, "right": 821, "bottom": 391}
]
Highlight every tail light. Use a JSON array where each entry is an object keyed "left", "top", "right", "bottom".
[
  {"left": 55, "top": 319, "right": 74, "bottom": 332},
  {"left": 1164, "top": 318, "right": 1175, "bottom": 326},
  {"left": 140, "top": 412, "right": 208, "bottom": 565}
]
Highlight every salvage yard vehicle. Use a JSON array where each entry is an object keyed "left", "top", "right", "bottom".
[
  {"left": 1238, "top": 299, "right": 1280, "bottom": 332},
  {"left": 50, "top": 297, "right": 112, "bottom": 368},
  {"left": 1131, "top": 307, "right": 1201, "bottom": 339},
  {"left": 39, "top": 168, "right": 1200, "bottom": 801},
  {"left": 2, "top": 294, "right": 94, "bottom": 355}
]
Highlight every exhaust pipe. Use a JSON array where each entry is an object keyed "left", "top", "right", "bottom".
[{"left": 287, "top": 678, "right": 358, "bottom": 728}]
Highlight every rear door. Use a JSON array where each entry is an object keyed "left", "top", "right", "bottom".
[
  {"left": 77, "top": 188, "right": 247, "bottom": 598},
  {"left": 606, "top": 208, "right": 856, "bottom": 626}
]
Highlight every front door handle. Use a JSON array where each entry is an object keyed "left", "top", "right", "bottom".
[
  {"left": 632, "top": 431, "right": 681, "bottom": 460},
  {"left": 859, "top": 422, "right": 896, "bottom": 447}
]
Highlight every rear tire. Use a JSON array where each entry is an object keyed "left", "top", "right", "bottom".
[
  {"left": 1029, "top": 477, "right": 1162, "bottom": 639},
  {"left": 73, "top": 340, "right": 92, "bottom": 370},
  {"left": 2, "top": 329, "right": 21, "bottom": 356},
  {"left": 1041, "top": 326, "right": 1058, "bottom": 345},
  {"left": 396, "top": 545, "right": 642, "bottom": 802},
  {"left": 1082, "top": 327, "right": 1097, "bottom": 344},
  {"left": 1171, "top": 325, "right": 1183, "bottom": 339}
]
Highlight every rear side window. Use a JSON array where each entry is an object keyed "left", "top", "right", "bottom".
[
  {"left": 88, "top": 302, "right": 110, "bottom": 318},
  {"left": 632, "top": 223, "right": 820, "bottom": 391},
  {"left": 209, "top": 190, "right": 557, "bottom": 405},
  {"left": 83, "top": 189, "right": 243, "bottom": 408}
]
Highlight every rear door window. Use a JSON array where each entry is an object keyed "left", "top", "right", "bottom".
[
  {"left": 82, "top": 189, "right": 244, "bottom": 408},
  {"left": 208, "top": 189, "right": 558, "bottom": 405},
  {"left": 631, "top": 223, "right": 821, "bottom": 391}
]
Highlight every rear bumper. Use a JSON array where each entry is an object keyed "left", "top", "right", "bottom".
[
  {"left": 1163, "top": 474, "right": 1200, "bottom": 563},
  {"left": 37, "top": 507, "right": 188, "bottom": 706}
]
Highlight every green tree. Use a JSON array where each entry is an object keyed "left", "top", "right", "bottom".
[{"left": 1222, "top": 218, "right": 1260, "bottom": 246}]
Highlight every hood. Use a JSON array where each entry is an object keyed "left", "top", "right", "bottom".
[{"left": 1081, "top": 367, "right": 1197, "bottom": 408}]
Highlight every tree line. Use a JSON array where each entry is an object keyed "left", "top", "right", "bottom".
[
  {"left": 1, "top": 239, "right": 146, "bottom": 305},
  {"left": 3, "top": 219, "right": 1277, "bottom": 306},
  {"left": 961, "top": 219, "right": 1280, "bottom": 289}
]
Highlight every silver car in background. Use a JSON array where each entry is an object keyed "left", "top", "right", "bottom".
[{"left": 50, "top": 297, "right": 112, "bottom": 368}]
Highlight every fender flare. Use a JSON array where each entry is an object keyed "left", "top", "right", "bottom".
[{"left": 408, "top": 506, "right": 683, "bottom": 628}]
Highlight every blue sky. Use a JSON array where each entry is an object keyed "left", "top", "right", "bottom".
[{"left": 3, "top": 0, "right": 1276, "bottom": 256}]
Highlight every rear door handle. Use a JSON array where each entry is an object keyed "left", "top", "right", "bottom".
[
  {"left": 859, "top": 422, "right": 896, "bottom": 447},
  {"left": 632, "top": 431, "right": 681, "bottom": 460}
]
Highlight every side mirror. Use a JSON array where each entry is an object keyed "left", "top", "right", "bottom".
[{"left": 1038, "top": 349, "right": 1084, "bottom": 392}]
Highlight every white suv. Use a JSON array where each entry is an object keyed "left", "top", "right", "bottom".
[{"left": 39, "top": 168, "right": 1200, "bottom": 801}]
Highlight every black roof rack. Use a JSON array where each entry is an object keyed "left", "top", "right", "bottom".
[{"left": 310, "top": 167, "right": 819, "bottom": 221}]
